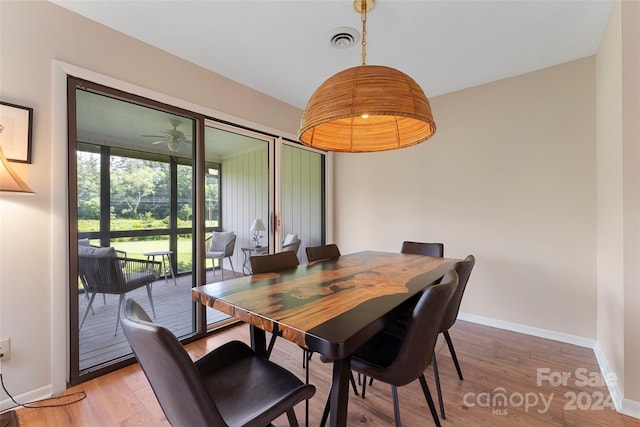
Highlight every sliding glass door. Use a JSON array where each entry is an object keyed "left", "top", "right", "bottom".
[
  {"left": 68, "top": 78, "right": 328, "bottom": 384},
  {"left": 203, "top": 122, "right": 273, "bottom": 326},
  {"left": 279, "top": 142, "right": 324, "bottom": 264},
  {"left": 69, "top": 79, "right": 201, "bottom": 381}
]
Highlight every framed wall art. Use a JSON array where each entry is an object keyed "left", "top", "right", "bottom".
[{"left": 0, "top": 101, "right": 33, "bottom": 163}]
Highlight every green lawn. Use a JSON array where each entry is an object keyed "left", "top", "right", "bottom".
[
  {"left": 79, "top": 219, "right": 219, "bottom": 272},
  {"left": 102, "top": 237, "right": 214, "bottom": 272}
]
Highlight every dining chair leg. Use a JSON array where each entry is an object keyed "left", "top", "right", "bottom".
[
  {"left": 305, "top": 351, "right": 310, "bottom": 427},
  {"left": 361, "top": 375, "right": 367, "bottom": 398},
  {"left": 443, "top": 331, "right": 463, "bottom": 380},
  {"left": 303, "top": 349, "right": 313, "bottom": 368},
  {"left": 419, "top": 374, "right": 441, "bottom": 427},
  {"left": 319, "top": 390, "right": 331, "bottom": 427},
  {"left": 432, "top": 353, "right": 445, "bottom": 419},
  {"left": 286, "top": 408, "right": 300, "bottom": 427},
  {"left": 266, "top": 327, "right": 279, "bottom": 359},
  {"left": 361, "top": 374, "right": 374, "bottom": 398},
  {"left": 391, "top": 385, "right": 401, "bottom": 427},
  {"left": 349, "top": 372, "right": 359, "bottom": 396}
]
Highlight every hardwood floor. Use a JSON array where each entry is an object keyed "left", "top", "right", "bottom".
[{"left": 14, "top": 320, "right": 640, "bottom": 426}]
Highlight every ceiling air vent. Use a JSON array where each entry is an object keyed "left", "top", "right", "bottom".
[{"left": 328, "top": 27, "right": 360, "bottom": 49}]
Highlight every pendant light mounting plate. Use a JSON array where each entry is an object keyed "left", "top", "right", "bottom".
[{"left": 353, "top": 0, "right": 375, "bottom": 13}]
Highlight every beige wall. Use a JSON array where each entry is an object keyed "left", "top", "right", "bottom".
[
  {"left": 335, "top": 57, "right": 598, "bottom": 338},
  {"left": 597, "top": 0, "right": 640, "bottom": 409},
  {"left": 596, "top": 0, "right": 625, "bottom": 404},
  {"left": 621, "top": 0, "right": 640, "bottom": 405}
]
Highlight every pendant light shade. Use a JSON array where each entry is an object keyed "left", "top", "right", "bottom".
[
  {"left": 298, "top": 0, "right": 436, "bottom": 153},
  {"left": 298, "top": 64, "right": 435, "bottom": 152}
]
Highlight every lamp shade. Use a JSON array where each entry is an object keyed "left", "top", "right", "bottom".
[
  {"left": 0, "top": 146, "right": 34, "bottom": 193},
  {"left": 298, "top": 65, "right": 436, "bottom": 153},
  {"left": 250, "top": 219, "right": 266, "bottom": 232}
]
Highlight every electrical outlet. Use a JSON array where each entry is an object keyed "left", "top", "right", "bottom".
[{"left": 0, "top": 338, "right": 10, "bottom": 361}]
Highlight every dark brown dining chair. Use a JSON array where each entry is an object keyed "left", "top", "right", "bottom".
[
  {"left": 373, "top": 254, "right": 476, "bottom": 420},
  {"left": 249, "top": 250, "right": 310, "bottom": 424},
  {"left": 121, "top": 298, "right": 315, "bottom": 427},
  {"left": 393, "top": 241, "right": 444, "bottom": 319},
  {"left": 305, "top": 243, "right": 341, "bottom": 262},
  {"left": 320, "top": 271, "right": 458, "bottom": 427},
  {"left": 249, "top": 251, "right": 301, "bottom": 360},
  {"left": 302, "top": 244, "right": 342, "bottom": 378},
  {"left": 400, "top": 240, "right": 444, "bottom": 257},
  {"left": 430, "top": 254, "right": 476, "bottom": 419},
  {"left": 250, "top": 250, "right": 300, "bottom": 278},
  {"left": 358, "top": 240, "right": 445, "bottom": 395}
]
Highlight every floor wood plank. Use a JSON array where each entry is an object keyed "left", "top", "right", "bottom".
[{"left": 15, "top": 320, "right": 640, "bottom": 426}]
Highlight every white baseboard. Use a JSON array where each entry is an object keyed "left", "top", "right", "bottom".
[
  {"left": 593, "top": 342, "right": 624, "bottom": 411},
  {"left": 1, "top": 384, "right": 52, "bottom": 412},
  {"left": 621, "top": 398, "right": 640, "bottom": 419},
  {"left": 457, "top": 312, "right": 597, "bottom": 348},
  {"left": 458, "top": 312, "right": 639, "bottom": 420}
]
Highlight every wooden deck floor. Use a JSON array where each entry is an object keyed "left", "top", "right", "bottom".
[{"left": 78, "top": 267, "right": 243, "bottom": 372}]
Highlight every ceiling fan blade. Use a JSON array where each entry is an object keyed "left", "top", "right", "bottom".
[
  {"left": 151, "top": 140, "right": 165, "bottom": 145},
  {"left": 142, "top": 134, "right": 166, "bottom": 138}
]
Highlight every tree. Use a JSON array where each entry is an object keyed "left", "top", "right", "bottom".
[
  {"left": 110, "top": 157, "right": 165, "bottom": 219},
  {"left": 76, "top": 151, "right": 101, "bottom": 219}
]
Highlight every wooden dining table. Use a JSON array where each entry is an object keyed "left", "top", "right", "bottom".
[{"left": 192, "top": 250, "right": 459, "bottom": 427}]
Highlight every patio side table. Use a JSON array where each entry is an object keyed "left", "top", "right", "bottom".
[
  {"left": 240, "top": 246, "right": 268, "bottom": 275},
  {"left": 143, "top": 250, "right": 177, "bottom": 286}
]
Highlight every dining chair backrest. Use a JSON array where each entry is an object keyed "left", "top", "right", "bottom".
[
  {"left": 250, "top": 250, "right": 300, "bottom": 274},
  {"left": 120, "top": 299, "right": 227, "bottom": 425},
  {"left": 122, "top": 298, "right": 315, "bottom": 427},
  {"left": 440, "top": 254, "right": 475, "bottom": 333},
  {"left": 357, "top": 270, "right": 458, "bottom": 387},
  {"left": 305, "top": 243, "right": 341, "bottom": 262},
  {"left": 392, "top": 271, "right": 457, "bottom": 384},
  {"left": 400, "top": 241, "right": 444, "bottom": 257}
]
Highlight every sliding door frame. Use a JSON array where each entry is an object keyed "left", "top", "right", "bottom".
[
  {"left": 67, "top": 76, "right": 208, "bottom": 385},
  {"left": 59, "top": 63, "right": 332, "bottom": 389}
]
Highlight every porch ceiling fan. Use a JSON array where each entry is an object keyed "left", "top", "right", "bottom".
[{"left": 142, "top": 118, "right": 191, "bottom": 152}]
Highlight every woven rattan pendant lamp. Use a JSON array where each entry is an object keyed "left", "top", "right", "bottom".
[{"left": 298, "top": 0, "right": 436, "bottom": 153}]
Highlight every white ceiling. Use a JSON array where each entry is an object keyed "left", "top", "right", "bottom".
[{"left": 51, "top": 0, "right": 613, "bottom": 110}]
